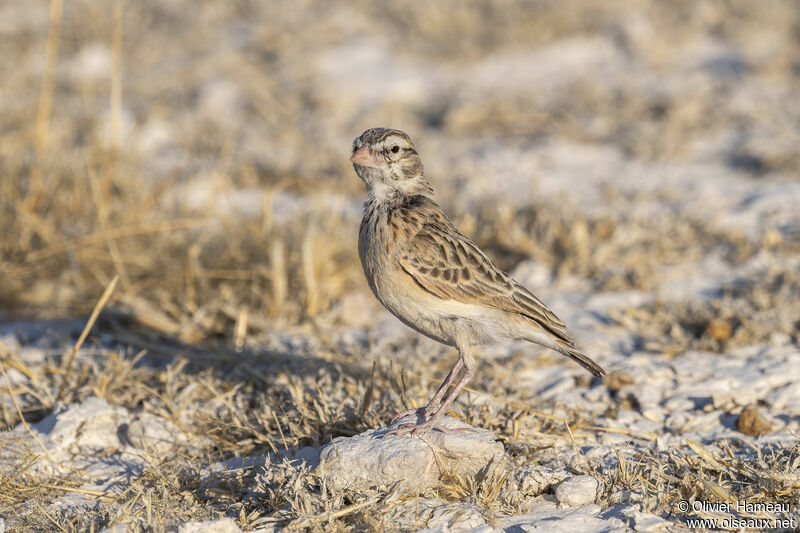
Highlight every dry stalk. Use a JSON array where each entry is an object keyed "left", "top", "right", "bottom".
[{"left": 56, "top": 275, "right": 118, "bottom": 402}]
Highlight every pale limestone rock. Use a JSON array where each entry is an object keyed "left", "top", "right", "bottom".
[
  {"left": 497, "top": 502, "right": 626, "bottom": 532},
  {"left": 99, "top": 525, "right": 127, "bottom": 533},
  {"left": 512, "top": 466, "right": 569, "bottom": 498},
  {"left": 20, "top": 396, "right": 129, "bottom": 460},
  {"left": 555, "top": 476, "right": 600, "bottom": 507},
  {"left": 179, "top": 517, "right": 242, "bottom": 533},
  {"left": 319, "top": 415, "right": 504, "bottom": 494},
  {"left": 124, "top": 412, "right": 187, "bottom": 455},
  {"left": 426, "top": 501, "right": 489, "bottom": 530}
]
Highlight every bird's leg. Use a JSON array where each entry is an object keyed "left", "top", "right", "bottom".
[
  {"left": 385, "top": 343, "right": 475, "bottom": 436},
  {"left": 390, "top": 358, "right": 463, "bottom": 423},
  {"left": 425, "top": 357, "right": 463, "bottom": 414}
]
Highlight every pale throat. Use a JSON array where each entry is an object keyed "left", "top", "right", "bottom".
[{"left": 367, "top": 180, "right": 403, "bottom": 208}]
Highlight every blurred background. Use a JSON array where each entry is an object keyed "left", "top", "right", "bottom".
[
  {"left": 1, "top": 0, "right": 799, "bottom": 343},
  {"left": 2, "top": 2, "right": 800, "bottom": 529}
]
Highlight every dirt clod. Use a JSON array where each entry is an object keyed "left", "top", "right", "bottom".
[{"left": 735, "top": 404, "right": 773, "bottom": 437}]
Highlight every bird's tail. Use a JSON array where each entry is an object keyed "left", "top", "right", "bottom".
[{"left": 553, "top": 341, "right": 606, "bottom": 377}]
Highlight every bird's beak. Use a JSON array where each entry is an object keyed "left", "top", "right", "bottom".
[{"left": 350, "top": 146, "right": 380, "bottom": 168}]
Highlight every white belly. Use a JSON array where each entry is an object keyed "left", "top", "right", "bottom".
[{"left": 371, "top": 267, "right": 503, "bottom": 347}]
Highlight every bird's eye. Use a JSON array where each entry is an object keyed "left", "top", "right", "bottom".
[{"left": 391, "top": 145, "right": 400, "bottom": 154}]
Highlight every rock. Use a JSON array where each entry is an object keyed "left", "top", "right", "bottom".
[
  {"left": 18, "top": 396, "right": 129, "bottom": 462},
  {"left": 512, "top": 466, "right": 569, "bottom": 497},
  {"left": 413, "top": 527, "right": 448, "bottom": 533},
  {"left": 100, "top": 525, "right": 127, "bottom": 533},
  {"left": 179, "top": 517, "right": 242, "bottom": 533},
  {"left": 610, "top": 503, "right": 672, "bottom": 531},
  {"left": 426, "top": 501, "right": 488, "bottom": 530},
  {"left": 604, "top": 371, "right": 634, "bottom": 392},
  {"left": 555, "top": 476, "right": 600, "bottom": 507},
  {"left": 641, "top": 407, "right": 665, "bottom": 423},
  {"left": 497, "top": 501, "right": 626, "bottom": 532},
  {"left": 735, "top": 404, "right": 773, "bottom": 436},
  {"left": 628, "top": 510, "right": 671, "bottom": 531},
  {"left": 123, "top": 412, "right": 187, "bottom": 455},
  {"left": 319, "top": 415, "right": 504, "bottom": 494},
  {"left": 607, "top": 490, "right": 643, "bottom": 505}
]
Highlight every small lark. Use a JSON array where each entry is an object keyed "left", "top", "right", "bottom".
[{"left": 351, "top": 128, "right": 605, "bottom": 436}]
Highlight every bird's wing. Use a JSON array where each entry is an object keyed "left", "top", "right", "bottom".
[{"left": 396, "top": 211, "right": 575, "bottom": 346}]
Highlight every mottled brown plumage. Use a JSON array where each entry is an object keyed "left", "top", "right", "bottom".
[{"left": 351, "top": 127, "right": 605, "bottom": 436}]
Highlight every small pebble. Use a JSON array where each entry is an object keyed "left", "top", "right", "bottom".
[
  {"left": 735, "top": 404, "right": 773, "bottom": 436},
  {"left": 555, "top": 475, "right": 600, "bottom": 507}
]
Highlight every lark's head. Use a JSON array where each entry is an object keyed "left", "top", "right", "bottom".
[{"left": 350, "top": 128, "right": 432, "bottom": 202}]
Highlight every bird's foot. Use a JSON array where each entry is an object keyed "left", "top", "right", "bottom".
[
  {"left": 383, "top": 419, "right": 473, "bottom": 437},
  {"left": 384, "top": 419, "right": 437, "bottom": 437},
  {"left": 390, "top": 406, "right": 432, "bottom": 424}
]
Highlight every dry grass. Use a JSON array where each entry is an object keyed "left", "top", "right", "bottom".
[
  {"left": 1, "top": 0, "right": 799, "bottom": 531},
  {"left": 610, "top": 265, "right": 800, "bottom": 356},
  {"left": 2, "top": 333, "right": 797, "bottom": 530},
  {"left": 596, "top": 439, "right": 800, "bottom": 517}
]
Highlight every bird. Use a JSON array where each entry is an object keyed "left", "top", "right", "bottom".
[{"left": 350, "top": 127, "right": 605, "bottom": 436}]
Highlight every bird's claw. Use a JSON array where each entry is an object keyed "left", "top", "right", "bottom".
[
  {"left": 383, "top": 420, "right": 474, "bottom": 437},
  {"left": 390, "top": 406, "right": 431, "bottom": 424},
  {"left": 384, "top": 421, "right": 435, "bottom": 437}
]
